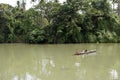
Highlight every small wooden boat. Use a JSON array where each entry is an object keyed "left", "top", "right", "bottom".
[{"left": 74, "top": 50, "right": 96, "bottom": 55}]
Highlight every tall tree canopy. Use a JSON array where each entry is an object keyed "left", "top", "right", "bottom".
[{"left": 0, "top": 0, "right": 120, "bottom": 43}]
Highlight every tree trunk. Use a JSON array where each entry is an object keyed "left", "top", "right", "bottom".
[{"left": 118, "top": 0, "right": 120, "bottom": 16}]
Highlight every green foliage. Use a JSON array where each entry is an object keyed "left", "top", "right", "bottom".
[
  {"left": 0, "top": 0, "right": 120, "bottom": 44},
  {"left": 25, "top": 28, "right": 46, "bottom": 43},
  {"left": 7, "top": 34, "right": 16, "bottom": 43},
  {"left": 0, "top": 34, "right": 4, "bottom": 43}
]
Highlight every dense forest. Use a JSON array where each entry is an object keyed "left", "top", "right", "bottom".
[{"left": 0, "top": 0, "right": 120, "bottom": 43}]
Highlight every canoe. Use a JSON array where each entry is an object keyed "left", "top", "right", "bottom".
[{"left": 74, "top": 50, "right": 96, "bottom": 55}]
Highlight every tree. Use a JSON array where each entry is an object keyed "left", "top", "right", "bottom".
[
  {"left": 0, "top": 3, "right": 16, "bottom": 42},
  {"left": 0, "top": 0, "right": 120, "bottom": 43},
  {"left": 17, "top": 1, "right": 20, "bottom": 8},
  {"left": 22, "top": 0, "right": 26, "bottom": 11},
  {"left": 46, "top": 0, "right": 83, "bottom": 43}
]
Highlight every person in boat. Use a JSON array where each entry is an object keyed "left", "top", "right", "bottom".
[
  {"left": 74, "top": 49, "right": 96, "bottom": 55},
  {"left": 81, "top": 49, "right": 87, "bottom": 53},
  {"left": 75, "top": 49, "right": 87, "bottom": 54},
  {"left": 84, "top": 49, "right": 87, "bottom": 52}
]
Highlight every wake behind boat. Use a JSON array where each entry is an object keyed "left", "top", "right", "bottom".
[{"left": 74, "top": 49, "right": 96, "bottom": 55}]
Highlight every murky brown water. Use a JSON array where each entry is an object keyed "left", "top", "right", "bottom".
[{"left": 0, "top": 43, "right": 119, "bottom": 80}]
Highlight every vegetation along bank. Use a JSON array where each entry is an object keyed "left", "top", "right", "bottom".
[{"left": 0, "top": 0, "right": 120, "bottom": 43}]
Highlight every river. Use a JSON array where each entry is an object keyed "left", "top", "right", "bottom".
[{"left": 0, "top": 43, "right": 120, "bottom": 80}]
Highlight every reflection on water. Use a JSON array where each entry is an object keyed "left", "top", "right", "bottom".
[
  {"left": 50, "top": 58, "right": 55, "bottom": 68},
  {"left": 0, "top": 43, "right": 120, "bottom": 80},
  {"left": 110, "top": 69, "right": 118, "bottom": 80},
  {"left": 41, "top": 58, "right": 51, "bottom": 76},
  {"left": 75, "top": 62, "right": 80, "bottom": 67},
  {"left": 12, "top": 72, "right": 42, "bottom": 80}
]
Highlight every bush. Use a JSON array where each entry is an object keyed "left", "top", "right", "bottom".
[
  {"left": 25, "top": 28, "right": 46, "bottom": 43},
  {"left": 0, "top": 34, "right": 4, "bottom": 43},
  {"left": 7, "top": 34, "right": 16, "bottom": 43}
]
